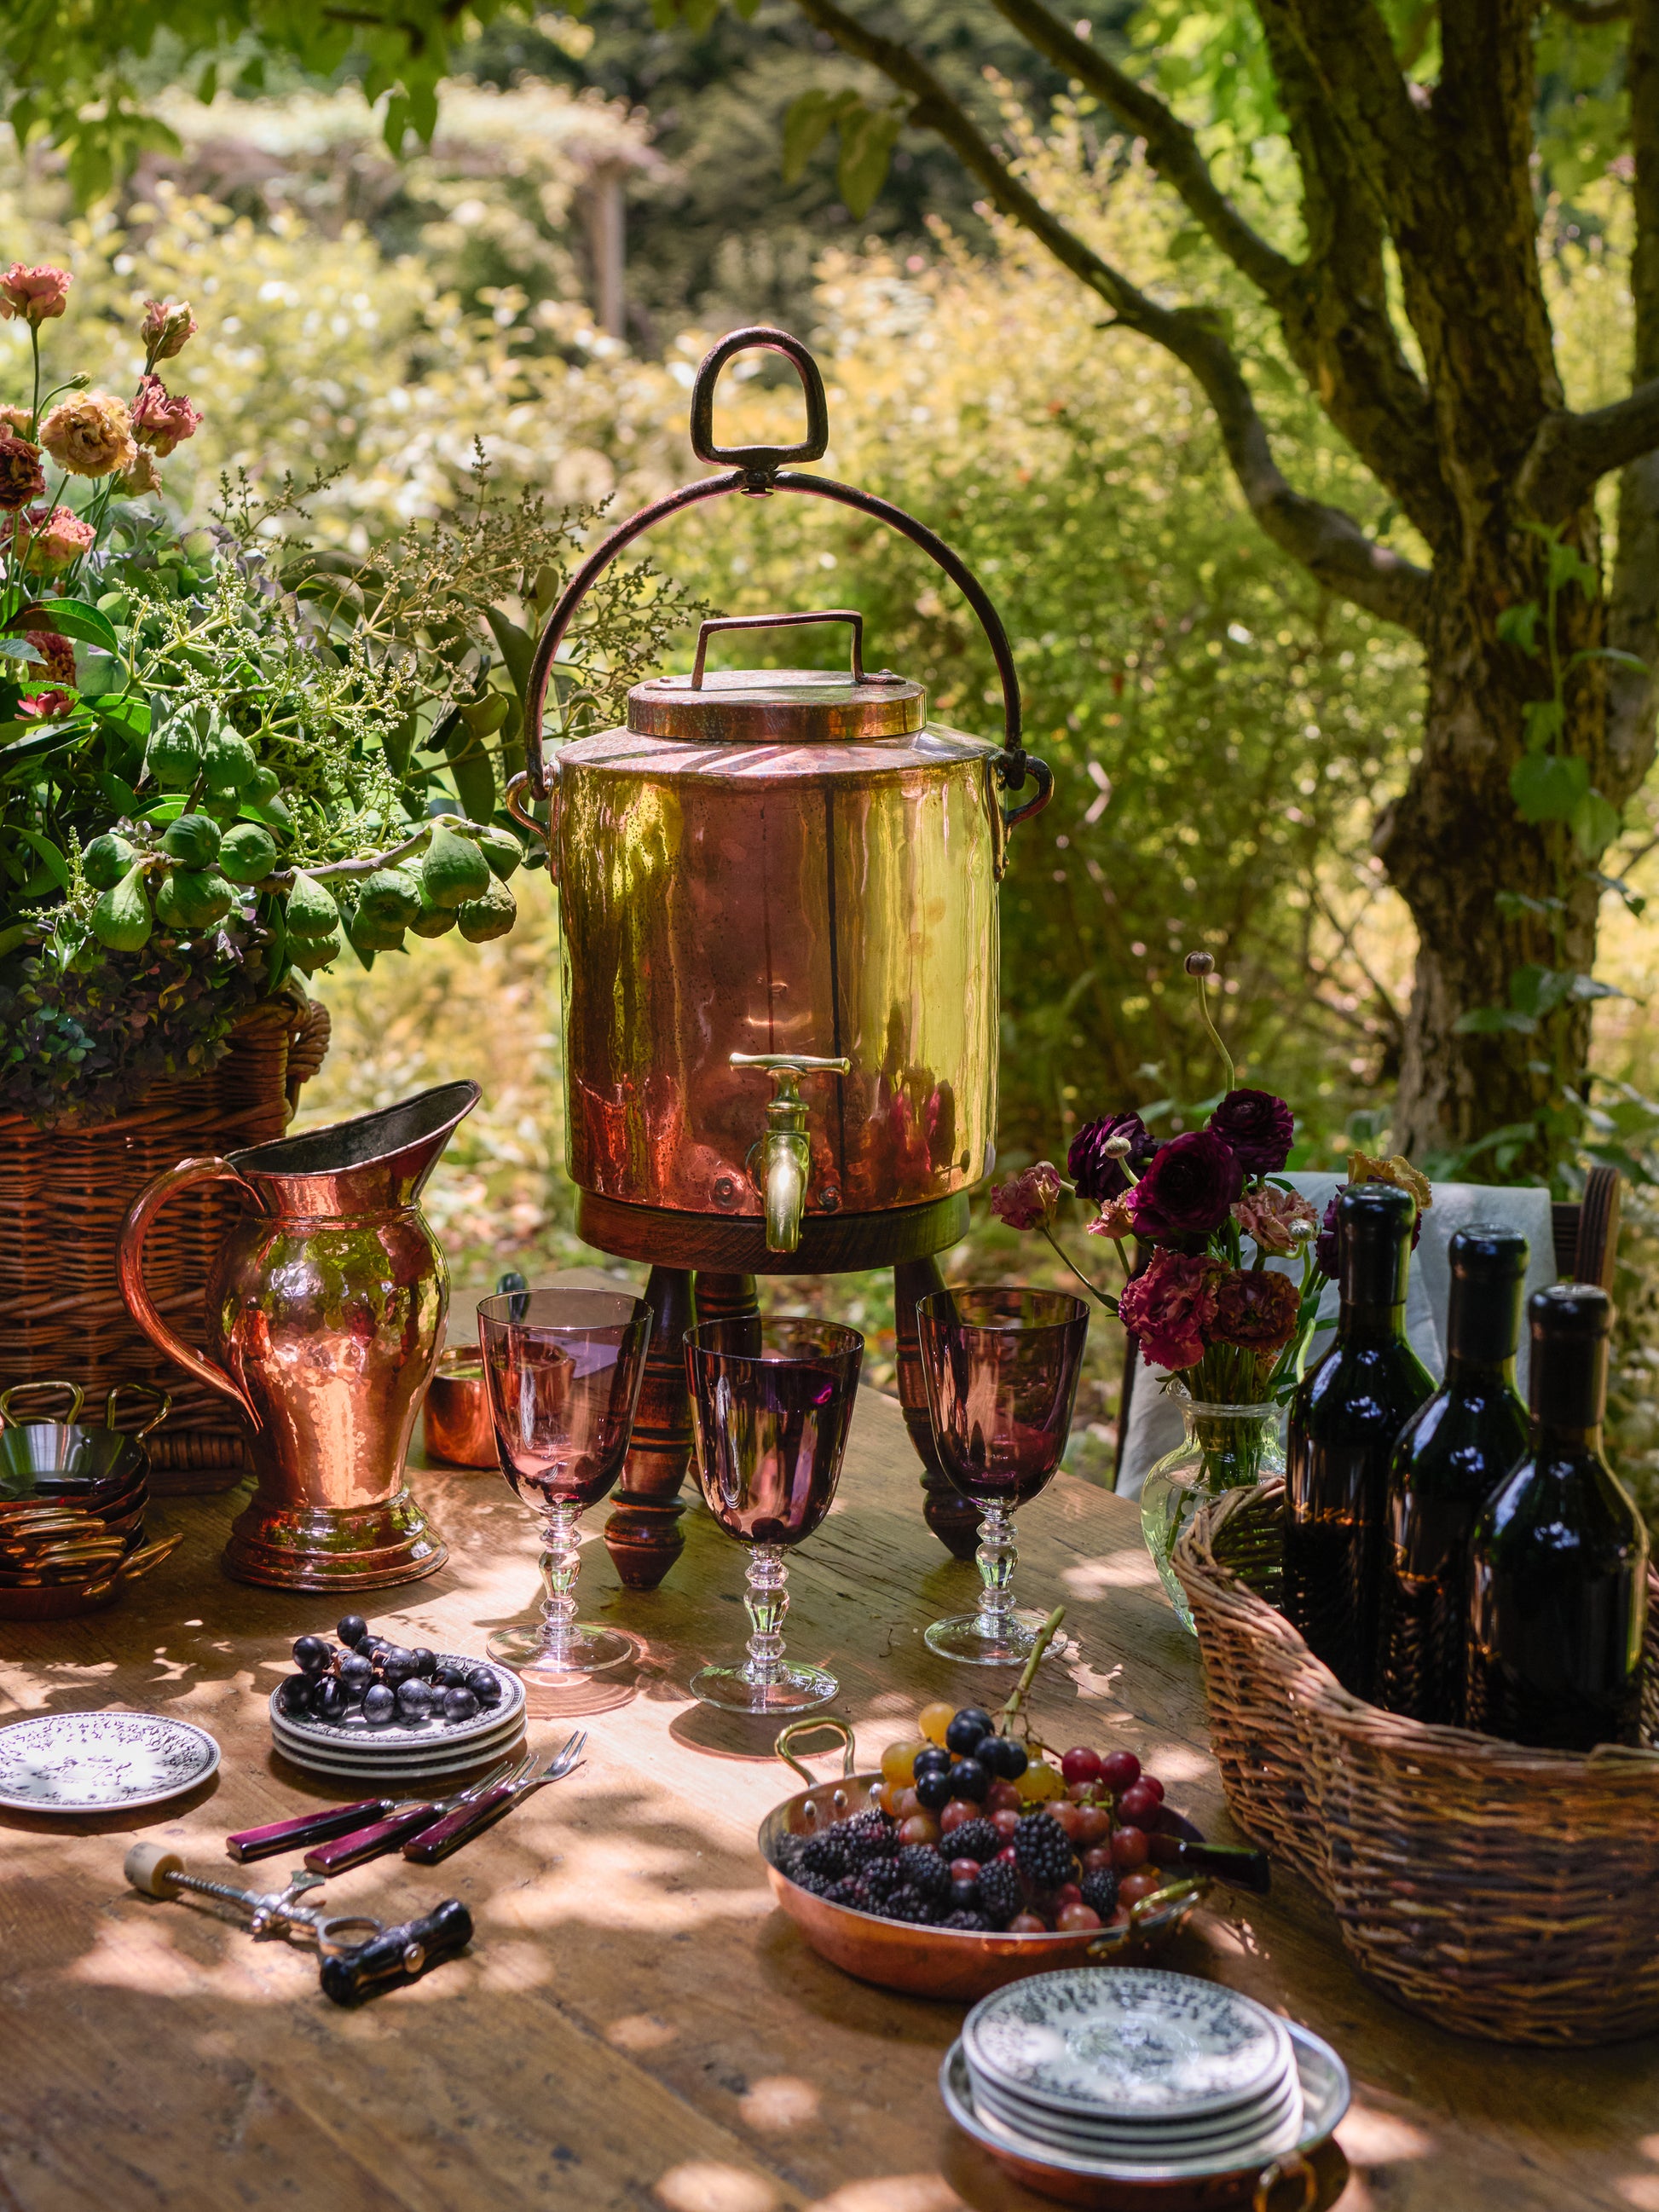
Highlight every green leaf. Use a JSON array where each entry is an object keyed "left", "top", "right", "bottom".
[
  {"left": 1570, "top": 786, "right": 1622, "bottom": 857},
  {"left": 1567, "top": 645, "right": 1650, "bottom": 675},
  {"left": 1493, "top": 888, "right": 1564, "bottom": 920},
  {"left": 782, "top": 89, "right": 855, "bottom": 186},
  {"left": 1588, "top": 869, "right": 1646, "bottom": 916},
  {"left": 1496, "top": 602, "right": 1540, "bottom": 655},
  {"left": 195, "top": 62, "right": 218, "bottom": 105},
  {"left": 22, "top": 598, "right": 120, "bottom": 653},
  {"left": 837, "top": 102, "right": 904, "bottom": 220},
  {"left": 0, "top": 638, "right": 42, "bottom": 663},
  {"left": 483, "top": 606, "right": 535, "bottom": 702},
  {"left": 1510, "top": 749, "right": 1587, "bottom": 821},
  {"left": 1453, "top": 1007, "right": 1539, "bottom": 1036},
  {"left": 1520, "top": 696, "right": 1564, "bottom": 752},
  {"left": 0, "top": 921, "right": 26, "bottom": 961},
  {"left": 1546, "top": 537, "right": 1599, "bottom": 597},
  {"left": 14, "top": 829, "right": 69, "bottom": 892}
]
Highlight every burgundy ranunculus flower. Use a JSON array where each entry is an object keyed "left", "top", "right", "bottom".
[
  {"left": 1118, "top": 1249, "right": 1220, "bottom": 1371},
  {"left": 1315, "top": 1193, "right": 1341, "bottom": 1279},
  {"left": 1211, "top": 1268, "right": 1302, "bottom": 1355},
  {"left": 1208, "top": 1088, "right": 1295, "bottom": 1176},
  {"left": 1068, "top": 1110, "right": 1159, "bottom": 1203},
  {"left": 1128, "top": 1129, "right": 1244, "bottom": 1242}
]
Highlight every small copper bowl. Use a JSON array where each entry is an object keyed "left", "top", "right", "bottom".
[
  {"left": 760, "top": 1721, "right": 1205, "bottom": 2002},
  {"left": 422, "top": 1349, "right": 497, "bottom": 1469}
]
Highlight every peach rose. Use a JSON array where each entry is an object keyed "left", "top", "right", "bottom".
[
  {"left": 0, "top": 263, "right": 72, "bottom": 324},
  {"left": 119, "top": 449, "right": 163, "bottom": 496},
  {"left": 142, "top": 298, "right": 198, "bottom": 360},
  {"left": 0, "top": 404, "right": 33, "bottom": 437},
  {"left": 7, "top": 505, "right": 95, "bottom": 574},
  {"left": 39, "top": 391, "right": 136, "bottom": 479},
  {"left": 130, "top": 374, "right": 203, "bottom": 458}
]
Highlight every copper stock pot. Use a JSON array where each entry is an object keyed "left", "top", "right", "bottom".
[{"left": 508, "top": 327, "right": 1051, "bottom": 1271}]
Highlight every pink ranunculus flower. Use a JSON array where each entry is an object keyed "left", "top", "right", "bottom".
[
  {"left": 19, "top": 688, "right": 76, "bottom": 720},
  {"left": 8, "top": 504, "right": 95, "bottom": 574},
  {"left": 141, "top": 298, "right": 198, "bottom": 360},
  {"left": 990, "top": 1161, "right": 1062, "bottom": 1232},
  {"left": 1118, "top": 1248, "right": 1221, "bottom": 1372},
  {"left": 1084, "top": 1196, "right": 1136, "bottom": 1241},
  {"left": 0, "top": 263, "right": 72, "bottom": 324},
  {"left": 1232, "top": 1184, "right": 1318, "bottom": 1257},
  {"left": 130, "top": 374, "right": 203, "bottom": 458}
]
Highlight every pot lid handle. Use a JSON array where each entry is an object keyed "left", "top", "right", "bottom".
[
  {"left": 688, "top": 610, "right": 905, "bottom": 690},
  {"left": 521, "top": 326, "right": 1050, "bottom": 838}
]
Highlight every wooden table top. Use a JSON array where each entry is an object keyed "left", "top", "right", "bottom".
[{"left": 1, "top": 1383, "right": 1653, "bottom": 2212}]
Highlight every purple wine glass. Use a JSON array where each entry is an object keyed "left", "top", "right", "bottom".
[
  {"left": 685, "top": 1315, "right": 863, "bottom": 1713},
  {"left": 916, "top": 1286, "right": 1089, "bottom": 1665},
  {"left": 477, "top": 1286, "right": 652, "bottom": 1685}
]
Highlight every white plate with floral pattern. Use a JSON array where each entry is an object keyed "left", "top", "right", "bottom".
[{"left": 0, "top": 1710, "right": 220, "bottom": 1811}]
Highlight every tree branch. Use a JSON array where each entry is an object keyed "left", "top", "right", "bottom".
[
  {"left": 984, "top": 0, "right": 1297, "bottom": 303},
  {"left": 1608, "top": 0, "right": 1659, "bottom": 783},
  {"left": 788, "top": 0, "right": 1433, "bottom": 634},
  {"left": 1518, "top": 376, "right": 1659, "bottom": 520}
]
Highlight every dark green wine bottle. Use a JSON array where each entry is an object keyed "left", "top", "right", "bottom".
[
  {"left": 1465, "top": 1285, "right": 1649, "bottom": 1751},
  {"left": 1286, "top": 1182, "right": 1435, "bottom": 1696},
  {"left": 1374, "top": 1226, "right": 1530, "bottom": 1724}
]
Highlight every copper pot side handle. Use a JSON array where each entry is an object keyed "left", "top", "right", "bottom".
[
  {"left": 103, "top": 1382, "right": 173, "bottom": 1436},
  {"left": 1252, "top": 2151, "right": 1317, "bottom": 2212},
  {"left": 506, "top": 771, "right": 558, "bottom": 888},
  {"left": 117, "top": 1158, "right": 259, "bottom": 1424},
  {"left": 0, "top": 1379, "right": 85, "bottom": 1427},
  {"left": 774, "top": 1716, "right": 857, "bottom": 1785}
]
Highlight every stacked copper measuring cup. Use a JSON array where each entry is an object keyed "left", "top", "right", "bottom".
[{"left": 0, "top": 1383, "right": 182, "bottom": 1619}]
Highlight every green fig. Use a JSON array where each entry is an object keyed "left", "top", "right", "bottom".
[
  {"left": 408, "top": 898, "right": 460, "bottom": 939},
  {"left": 155, "top": 867, "right": 234, "bottom": 930},
  {"left": 477, "top": 826, "right": 523, "bottom": 882},
  {"left": 348, "top": 904, "right": 405, "bottom": 959},
  {"left": 90, "top": 862, "right": 153, "bottom": 951},
  {"left": 83, "top": 833, "right": 136, "bottom": 891},
  {"left": 218, "top": 821, "right": 279, "bottom": 885},
  {"left": 145, "top": 716, "right": 205, "bottom": 793},
  {"left": 245, "top": 766, "right": 281, "bottom": 806},
  {"left": 456, "top": 873, "right": 517, "bottom": 944},
  {"left": 285, "top": 870, "right": 339, "bottom": 939},
  {"left": 356, "top": 866, "right": 422, "bottom": 927},
  {"left": 162, "top": 811, "right": 222, "bottom": 868},
  {"left": 203, "top": 725, "right": 258, "bottom": 794},
  {"left": 419, "top": 823, "right": 491, "bottom": 909},
  {"left": 291, "top": 927, "right": 343, "bottom": 974}
]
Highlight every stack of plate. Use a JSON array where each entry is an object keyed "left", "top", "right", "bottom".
[
  {"left": 269, "top": 1655, "right": 527, "bottom": 1782},
  {"left": 957, "top": 1968, "right": 1305, "bottom": 2180},
  {"left": 0, "top": 1428, "right": 177, "bottom": 1621}
]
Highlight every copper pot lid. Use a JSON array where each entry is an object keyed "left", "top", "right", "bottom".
[{"left": 627, "top": 609, "right": 925, "bottom": 742}]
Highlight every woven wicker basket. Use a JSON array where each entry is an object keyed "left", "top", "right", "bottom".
[
  {"left": 1174, "top": 1480, "right": 1659, "bottom": 2046},
  {"left": 0, "top": 989, "right": 330, "bottom": 1493}
]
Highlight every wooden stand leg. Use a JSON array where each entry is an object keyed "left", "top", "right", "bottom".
[
  {"left": 893, "top": 1257, "right": 980, "bottom": 1560},
  {"left": 604, "top": 1265, "right": 695, "bottom": 1591},
  {"left": 692, "top": 1271, "right": 761, "bottom": 1338}
]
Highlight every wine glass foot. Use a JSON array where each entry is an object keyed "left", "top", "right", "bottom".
[
  {"left": 488, "top": 1620, "right": 636, "bottom": 1686},
  {"left": 690, "top": 1660, "right": 837, "bottom": 1714},
  {"left": 923, "top": 1608, "right": 1058, "bottom": 1666}
]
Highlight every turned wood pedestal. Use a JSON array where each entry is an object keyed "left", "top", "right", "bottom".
[{"left": 579, "top": 1187, "right": 980, "bottom": 1588}]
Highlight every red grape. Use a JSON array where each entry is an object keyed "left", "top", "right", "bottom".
[
  {"left": 1061, "top": 1746, "right": 1103, "bottom": 1786},
  {"left": 1074, "top": 1804, "right": 1112, "bottom": 1848},
  {"left": 1117, "top": 1868, "right": 1165, "bottom": 1907},
  {"left": 1054, "top": 1881, "right": 1083, "bottom": 1909},
  {"left": 1110, "top": 1825, "right": 1149, "bottom": 1870},
  {"left": 1080, "top": 1844, "right": 1113, "bottom": 1874},
  {"left": 939, "top": 1798, "right": 978, "bottom": 1836},
  {"left": 1139, "top": 1774, "right": 1166, "bottom": 1805},
  {"left": 1117, "top": 1782, "right": 1161, "bottom": 1827},
  {"left": 1056, "top": 1901, "right": 1101, "bottom": 1932},
  {"left": 1048, "top": 1801, "right": 1084, "bottom": 1842},
  {"left": 991, "top": 1809, "right": 1021, "bottom": 1840},
  {"left": 1100, "top": 1750, "right": 1142, "bottom": 1791},
  {"left": 949, "top": 1856, "right": 983, "bottom": 1883},
  {"left": 897, "top": 1813, "right": 940, "bottom": 1846},
  {"left": 987, "top": 1778, "right": 1023, "bottom": 1813},
  {"left": 1009, "top": 1911, "right": 1049, "bottom": 1935}
]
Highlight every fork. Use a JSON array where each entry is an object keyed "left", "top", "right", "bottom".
[
  {"left": 402, "top": 1733, "right": 587, "bottom": 1864},
  {"left": 224, "top": 1751, "right": 531, "bottom": 1868}
]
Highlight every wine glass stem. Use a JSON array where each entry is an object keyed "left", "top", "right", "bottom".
[
  {"left": 743, "top": 1542, "right": 789, "bottom": 1686},
  {"left": 539, "top": 1499, "right": 582, "bottom": 1665},
  {"left": 975, "top": 1505, "right": 1017, "bottom": 1635}
]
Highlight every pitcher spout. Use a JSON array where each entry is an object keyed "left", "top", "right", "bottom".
[{"left": 230, "top": 1079, "right": 481, "bottom": 1214}]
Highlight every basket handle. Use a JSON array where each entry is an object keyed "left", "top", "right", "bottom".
[
  {"left": 774, "top": 1717, "right": 857, "bottom": 1785},
  {"left": 117, "top": 1158, "right": 260, "bottom": 1425},
  {"left": 518, "top": 326, "right": 1050, "bottom": 835}
]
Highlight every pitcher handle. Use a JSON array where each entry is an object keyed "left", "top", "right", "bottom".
[{"left": 118, "top": 1158, "right": 260, "bottom": 1424}]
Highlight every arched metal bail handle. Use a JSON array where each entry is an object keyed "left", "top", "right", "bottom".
[{"left": 689, "top": 326, "right": 830, "bottom": 471}]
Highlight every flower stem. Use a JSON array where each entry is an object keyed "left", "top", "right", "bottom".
[
  {"left": 1194, "top": 970, "right": 1236, "bottom": 1094},
  {"left": 1039, "top": 1225, "right": 1119, "bottom": 1314},
  {"left": 996, "top": 1605, "right": 1066, "bottom": 1741}
]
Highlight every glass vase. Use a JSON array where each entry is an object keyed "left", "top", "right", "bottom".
[{"left": 1141, "top": 1395, "right": 1286, "bottom": 1633}]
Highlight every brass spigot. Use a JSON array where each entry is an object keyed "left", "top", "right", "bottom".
[{"left": 730, "top": 1053, "right": 851, "bottom": 1253}]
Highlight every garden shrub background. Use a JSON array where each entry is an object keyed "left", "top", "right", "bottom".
[{"left": 3, "top": 95, "right": 1656, "bottom": 1510}]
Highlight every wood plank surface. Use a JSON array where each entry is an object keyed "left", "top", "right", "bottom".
[{"left": 1, "top": 1378, "right": 1655, "bottom": 2212}]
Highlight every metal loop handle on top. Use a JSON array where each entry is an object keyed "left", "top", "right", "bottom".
[
  {"left": 517, "top": 325, "right": 1050, "bottom": 835},
  {"left": 690, "top": 610, "right": 904, "bottom": 689}
]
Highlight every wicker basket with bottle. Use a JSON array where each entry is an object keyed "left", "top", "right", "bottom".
[{"left": 1173, "top": 1479, "right": 1659, "bottom": 2046}]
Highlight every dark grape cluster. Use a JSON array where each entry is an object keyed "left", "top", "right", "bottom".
[
  {"left": 777, "top": 1801, "right": 1092, "bottom": 1935},
  {"left": 275, "top": 1614, "right": 505, "bottom": 1729}
]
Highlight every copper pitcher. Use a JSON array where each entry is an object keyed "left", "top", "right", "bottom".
[{"left": 117, "top": 1083, "right": 478, "bottom": 1591}]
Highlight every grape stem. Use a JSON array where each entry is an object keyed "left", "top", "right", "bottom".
[{"left": 996, "top": 1604, "right": 1066, "bottom": 1749}]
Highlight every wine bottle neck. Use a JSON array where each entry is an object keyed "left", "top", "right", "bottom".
[
  {"left": 1338, "top": 1297, "right": 1407, "bottom": 1341},
  {"left": 1532, "top": 1421, "right": 1605, "bottom": 1458},
  {"left": 1444, "top": 1352, "right": 1518, "bottom": 1392}
]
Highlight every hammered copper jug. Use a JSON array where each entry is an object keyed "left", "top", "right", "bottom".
[
  {"left": 505, "top": 327, "right": 1052, "bottom": 1587},
  {"left": 118, "top": 1083, "right": 477, "bottom": 1590}
]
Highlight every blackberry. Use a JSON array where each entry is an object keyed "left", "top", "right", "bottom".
[
  {"left": 842, "top": 1809, "right": 899, "bottom": 1865},
  {"left": 977, "top": 1857, "right": 1024, "bottom": 1927},
  {"left": 882, "top": 1885, "right": 938, "bottom": 1925},
  {"left": 800, "top": 1831, "right": 852, "bottom": 1879},
  {"left": 824, "top": 1875, "right": 864, "bottom": 1908},
  {"left": 1080, "top": 1867, "right": 1119, "bottom": 1920},
  {"left": 895, "top": 1844, "right": 951, "bottom": 1901},
  {"left": 789, "top": 1868, "right": 837, "bottom": 1898},
  {"left": 940, "top": 1909, "right": 991, "bottom": 1932},
  {"left": 945, "top": 1819, "right": 1002, "bottom": 1866},
  {"left": 860, "top": 1857, "right": 903, "bottom": 1903},
  {"left": 1014, "top": 1812, "right": 1077, "bottom": 1892},
  {"left": 950, "top": 1878, "right": 980, "bottom": 1913}
]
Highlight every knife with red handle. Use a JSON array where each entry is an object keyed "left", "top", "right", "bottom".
[{"left": 227, "top": 1801, "right": 390, "bottom": 1863}]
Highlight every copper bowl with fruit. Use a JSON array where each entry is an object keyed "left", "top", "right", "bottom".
[{"left": 760, "top": 1718, "right": 1217, "bottom": 2002}]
